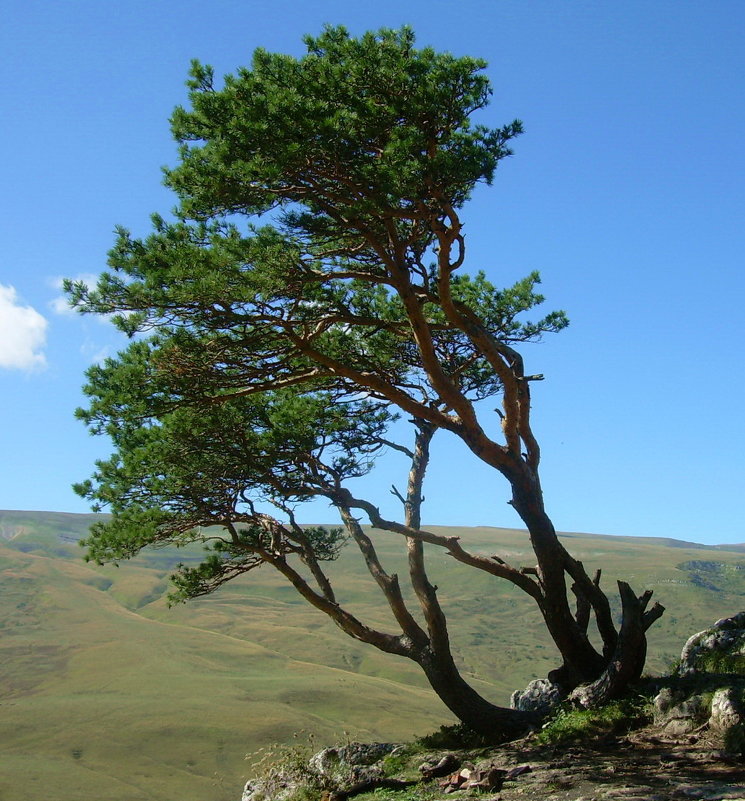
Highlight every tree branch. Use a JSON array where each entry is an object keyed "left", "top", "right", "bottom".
[{"left": 331, "top": 487, "right": 544, "bottom": 603}]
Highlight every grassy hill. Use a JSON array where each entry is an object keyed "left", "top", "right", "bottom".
[{"left": 1, "top": 510, "right": 744, "bottom": 801}]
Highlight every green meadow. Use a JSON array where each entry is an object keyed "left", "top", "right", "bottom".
[{"left": 1, "top": 510, "right": 743, "bottom": 800}]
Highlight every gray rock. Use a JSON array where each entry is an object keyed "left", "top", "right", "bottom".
[
  {"left": 653, "top": 687, "right": 709, "bottom": 734},
  {"left": 709, "top": 687, "right": 745, "bottom": 754},
  {"left": 709, "top": 687, "right": 743, "bottom": 732},
  {"left": 510, "top": 678, "right": 563, "bottom": 715},
  {"left": 242, "top": 774, "right": 301, "bottom": 801},
  {"left": 309, "top": 742, "right": 395, "bottom": 773},
  {"left": 679, "top": 611, "right": 745, "bottom": 677},
  {"left": 308, "top": 741, "right": 397, "bottom": 785},
  {"left": 242, "top": 742, "right": 397, "bottom": 801}
]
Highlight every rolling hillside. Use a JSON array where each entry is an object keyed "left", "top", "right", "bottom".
[{"left": 1, "top": 510, "right": 744, "bottom": 801}]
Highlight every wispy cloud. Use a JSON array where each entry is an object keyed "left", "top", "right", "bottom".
[
  {"left": 0, "top": 284, "right": 48, "bottom": 370},
  {"left": 80, "top": 339, "right": 112, "bottom": 365}
]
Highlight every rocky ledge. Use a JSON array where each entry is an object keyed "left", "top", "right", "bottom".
[{"left": 242, "top": 614, "right": 745, "bottom": 801}]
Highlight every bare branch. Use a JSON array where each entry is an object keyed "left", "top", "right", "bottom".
[
  {"left": 390, "top": 484, "right": 407, "bottom": 506},
  {"left": 257, "top": 544, "right": 414, "bottom": 658},
  {"left": 336, "top": 504, "right": 429, "bottom": 647},
  {"left": 331, "top": 487, "right": 544, "bottom": 603}
]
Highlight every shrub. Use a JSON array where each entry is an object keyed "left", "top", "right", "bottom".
[{"left": 416, "top": 722, "right": 495, "bottom": 750}]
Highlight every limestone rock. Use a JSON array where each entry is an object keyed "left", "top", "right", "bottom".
[
  {"left": 242, "top": 773, "right": 301, "bottom": 801},
  {"left": 678, "top": 612, "right": 745, "bottom": 677},
  {"left": 708, "top": 688, "right": 743, "bottom": 732},
  {"left": 709, "top": 687, "right": 745, "bottom": 754},
  {"left": 654, "top": 687, "right": 709, "bottom": 734},
  {"left": 242, "top": 742, "right": 397, "bottom": 801},
  {"left": 308, "top": 742, "right": 396, "bottom": 784},
  {"left": 510, "top": 678, "right": 563, "bottom": 715}
]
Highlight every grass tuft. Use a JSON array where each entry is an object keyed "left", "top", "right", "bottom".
[
  {"left": 380, "top": 746, "right": 421, "bottom": 779},
  {"left": 245, "top": 734, "right": 329, "bottom": 801},
  {"left": 537, "top": 696, "right": 651, "bottom": 747},
  {"left": 697, "top": 650, "right": 745, "bottom": 675}
]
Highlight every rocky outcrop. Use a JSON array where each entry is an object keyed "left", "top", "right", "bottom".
[
  {"left": 242, "top": 615, "right": 745, "bottom": 801},
  {"left": 653, "top": 611, "right": 745, "bottom": 752},
  {"left": 243, "top": 731, "right": 745, "bottom": 801},
  {"left": 709, "top": 687, "right": 745, "bottom": 754}
]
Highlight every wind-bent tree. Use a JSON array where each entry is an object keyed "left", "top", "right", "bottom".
[{"left": 71, "top": 26, "right": 664, "bottom": 738}]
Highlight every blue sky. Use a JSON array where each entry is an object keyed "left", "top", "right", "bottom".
[{"left": 1, "top": 0, "right": 743, "bottom": 544}]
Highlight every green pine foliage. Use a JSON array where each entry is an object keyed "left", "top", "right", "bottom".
[{"left": 68, "top": 26, "right": 566, "bottom": 606}]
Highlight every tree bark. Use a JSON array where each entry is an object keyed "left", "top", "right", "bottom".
[
  {"left": 568, "top": 581, "right": 665, "bottom": 708},
  {"left": 417, "top": 647, "right": 538, "bottom": 738},
  {"left": 509, "top": 475, "right": 606, "bottom": 685}
]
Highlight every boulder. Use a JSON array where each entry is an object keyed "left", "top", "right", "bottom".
[
  {"left": 242, "top": 773, "right": 302, "bottom": 801},
  {"left": 510, "top": 678, "right": 563, "bottom": 716},
  {"left": 709, "top": 687, "right": 743, "bottom": 732},
  {"left": 242, "top": 742, "right": 397, "bottom": 801},
  {"left": 678, "top": 612, "right": 745, "bottom": 677},
  {"left": 708, "top": 687, "right": 745, "bottom": 754},
  {"left": 308, "top": 742, "right": 397, "bottom": 785},
  {"left": 653, "top": 687, "right": 709, "bottom": 735}
]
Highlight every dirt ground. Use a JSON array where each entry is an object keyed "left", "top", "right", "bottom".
[{"left": 474, "top": 728, "right": 744, "bottom": 800}]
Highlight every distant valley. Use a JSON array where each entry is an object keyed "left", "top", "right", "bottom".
[{"left": 1, "top": 509, "right": 744, "bottom": 801}]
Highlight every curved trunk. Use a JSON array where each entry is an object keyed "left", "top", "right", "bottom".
[
  {"left": 417, "top": 647, "right": 538, "bottom": 738},
  {"left": 509, "top": 475, "right": 606, "bottom": 685}
]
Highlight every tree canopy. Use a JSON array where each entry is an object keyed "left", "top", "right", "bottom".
[{"left": 70, "top": 26, "right": 663, "bottom": 738}]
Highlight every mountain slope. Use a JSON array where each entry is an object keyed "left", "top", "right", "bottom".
[{"left": 1, "top": 510, "right": 743, "bottom": 801}]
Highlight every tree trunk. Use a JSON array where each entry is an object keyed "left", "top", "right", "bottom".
[
  {"left": 509, "top": 477, "right": 606, "bottom": 685},
  {"left": 569, "top": 581, "right": 665, "bottom": 708},
  {"left": 417, "top": 647, "right": 538, "bottom": 739}
]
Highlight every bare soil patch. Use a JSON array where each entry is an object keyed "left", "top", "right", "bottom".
[{"left": 471, "top": 728, "right": 744, "bottom": 800}]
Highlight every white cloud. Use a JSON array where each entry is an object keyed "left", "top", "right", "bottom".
[
  {"left": 49, "top": 273, "right": 99, "bottom": 316},
  {"left": 0, "top": 284, "right": 48, "bottom": 370}
]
